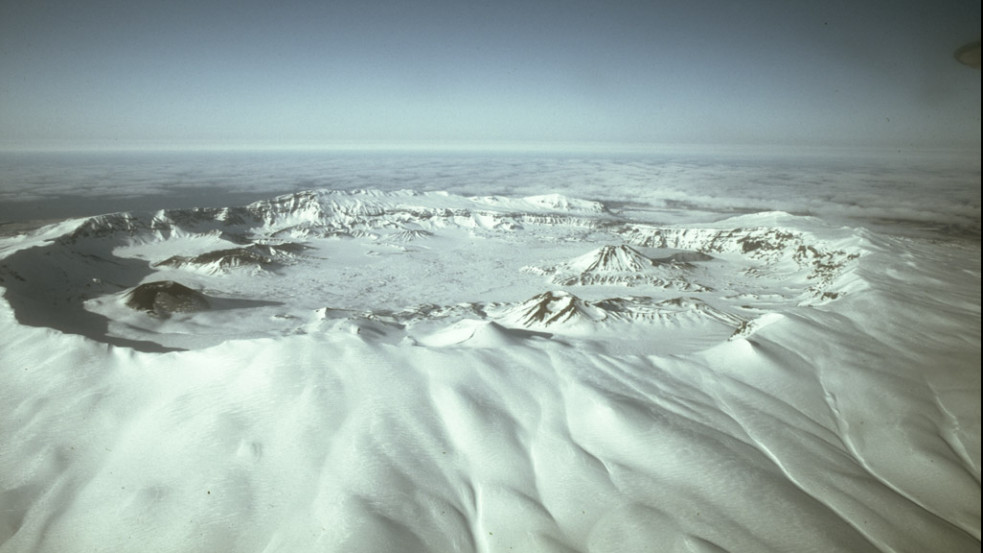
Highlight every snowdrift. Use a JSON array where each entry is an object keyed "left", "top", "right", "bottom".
[{"left": 0, "top": 188, "right": 978, "bottom": 553}]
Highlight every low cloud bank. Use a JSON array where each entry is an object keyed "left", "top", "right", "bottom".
[{"left": 1, "top": 149, "right": 978, "bottom": 234}]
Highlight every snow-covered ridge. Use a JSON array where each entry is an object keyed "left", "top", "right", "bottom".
[
  {"left": 525, "top": 244, "right": 712, "bottom": 290},
  {"left": 64, "top": 189, "right": 612, "bottom": 243},
  {"left": 1, "top": 181, "right": 977, "bottom": 553},
  {"left": 495, "top": 290, "right": 741, "bottom": 331},
  {"left": 60, "top": 192, "right": 862, "bottom": 305},
  {"left": 154, "top": 242, "right": 308, "bottom": 274},
  {"left": 0, "top": 189, "right": 867, "bottom": 352},
  {"left": 620, "top": 222, "right": 863, "bottom": 300}
]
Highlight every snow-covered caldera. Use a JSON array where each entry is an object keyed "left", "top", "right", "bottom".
[{"left": 1, "top": 188, "right": 979, "bottom": 553}]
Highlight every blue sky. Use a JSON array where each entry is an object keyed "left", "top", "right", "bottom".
[{"left": 0, "top": 0, "right": 979, "bottom": 150}]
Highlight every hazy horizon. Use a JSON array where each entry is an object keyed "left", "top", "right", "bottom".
[{"left": 2, "top": 148, "right": 979, "bottom": 242}]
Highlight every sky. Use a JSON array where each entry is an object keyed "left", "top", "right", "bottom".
[{"left": 0, "top": 0, "right": 980, "bottom": 151}]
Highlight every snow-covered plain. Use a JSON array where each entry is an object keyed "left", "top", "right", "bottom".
[{"left": 0, "top": 152, "right": 979, "bottom": 553}]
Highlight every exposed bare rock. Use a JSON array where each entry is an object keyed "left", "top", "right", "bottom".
[{"left": 125, "top": 281, "right": 210, "bottom": 317}]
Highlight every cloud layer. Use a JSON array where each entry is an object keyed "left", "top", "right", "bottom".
[{"left": 2, "top": 149, "right": 979, "bottom": 235}]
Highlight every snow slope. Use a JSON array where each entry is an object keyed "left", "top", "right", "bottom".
[{"left": 0, "top": 187, "right": 978, "bottom": 553}]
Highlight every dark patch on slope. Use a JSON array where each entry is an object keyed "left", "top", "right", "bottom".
[
  {"left": 0, "top": 243, "right": 183, "bottom": 353},
  {"left": 125, "top": 281, "right": 210, "bottom": 317},
  {"left": 155, "top": 242, "right": 308, "bottom": 271}
]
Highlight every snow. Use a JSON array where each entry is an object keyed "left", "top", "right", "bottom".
[{"left": 0, "top": 157, "right": 979, "bottom": 553}]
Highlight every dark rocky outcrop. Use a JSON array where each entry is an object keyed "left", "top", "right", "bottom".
[{"left": 125, "top": 281, "right": 210, "bottom": 316}]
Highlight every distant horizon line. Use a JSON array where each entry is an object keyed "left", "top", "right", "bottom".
[{"left": 1, "top": 140, "right": 979, "bottom": 158}]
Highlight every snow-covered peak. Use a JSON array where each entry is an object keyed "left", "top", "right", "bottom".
[
  {"left": 569, "top": 244, "right": 653, "bottom": 273},
  {"left": 505, "top": 291, "right": 605, "bottom": 328}
]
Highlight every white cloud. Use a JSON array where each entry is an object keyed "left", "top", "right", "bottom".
[{"left": 1, "top": 149, "right": 978, "bottom": 234}]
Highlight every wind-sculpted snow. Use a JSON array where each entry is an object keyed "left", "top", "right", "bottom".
[{"left": 1, "top": 187, "right": 978, "bottom": 553}]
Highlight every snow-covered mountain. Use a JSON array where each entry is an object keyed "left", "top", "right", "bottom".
[
  {"left": 0, "top": 189, "right": 868, "bottom": 352},
  {"left": 64, "top": 189, "right": 611, "bottom": 243},
  {"left": 497, "top": 290, "right": 742, "bottom": 332},
  {"left": 526, "top": 244, "right": 712, "bottom": 290},
  {"left": 502, "top": 290, "right": 605, "bottom": 329},
  {"left": 0, "top": 183, "right": 977, "bottom": 553},
  {"left": 155, "top": 242, "right": 307, "bottom": 273}
]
